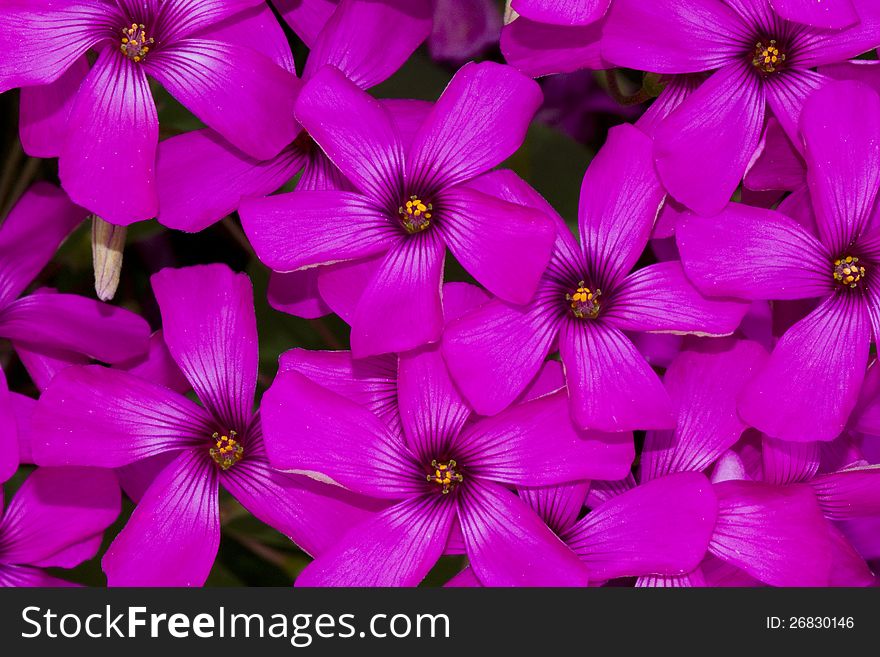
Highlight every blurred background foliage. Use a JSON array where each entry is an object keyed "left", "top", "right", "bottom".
[{"left": 0, "top": 0, "right": 640, "bottom": 586}]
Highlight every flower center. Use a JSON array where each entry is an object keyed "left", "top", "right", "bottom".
[
  {"left": 399, "top": 196, "right": 433, "bottom": 234},
  {"left": 566, "top": 282, "right": 601, "bottom": 319},
  {"left": 752, "top": 39, "right": 785, "bottom": 74},
  {"left": 210, "top": 431, "right": 243, "bottom": 470},
  {"left": 833, "top": 255, "right": 866, "bottom": 288},
  {"left": 120, "top": 23, "right": 153, "bottom": 63},
  {"left": 426, "top": 459, "right": 463, "bottom": 494}
]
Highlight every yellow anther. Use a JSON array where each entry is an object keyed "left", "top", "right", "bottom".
[
  {"left": 566, "top": 282, "right": 602, "bottom": 319},
  {"left": 399, "top": 195, "right": 433, "bottom": 234},
  {"left": 209, "top": 430, "right": 243, "bottom": 470},
  {"left": 120, "top": 23, "right": 153, "bottom": 62},
  {"left": 752, "top": 39, "right": 785, "bottom": 74},
  {"left": 426, "top": 459, "right": 463, "bottom": 494},
  {"left": 833, "top": 256, "right": 866, "bottom": 289}
]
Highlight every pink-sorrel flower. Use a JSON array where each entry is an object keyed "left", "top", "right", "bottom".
[
  {"left": 0, "top": 0, "right": 301, "bottom": 224},
  {"left": 30, "top": 264, "right": 377, "bottom": 586}
]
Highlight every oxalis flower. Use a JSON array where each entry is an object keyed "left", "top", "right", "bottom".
[
  {"left": 677, "top": 80, "right": 880, "bottom": 442},
  {"left": 155, "top": 0, "right": 433, "bottom": 233},
  {"left": 0, "top": 0, "right": 301, "bottom": 224},
  {"left": 239, "top": 60, "right": 556, "bottom": 357},
  {"left": 442, "top": 126, "right": 748, "bottom": 432},
  {"left": 0, "top": 467, "right": 120, "bottom": 587},
  {"left": 30, "top": 264, "right": 376, "bottom": 586},
  {"left": 602, "top": 0, "right": 880, "bottom": 215},
  {"left": 261, "top": 347, "right": 635, "bottom": 586}
]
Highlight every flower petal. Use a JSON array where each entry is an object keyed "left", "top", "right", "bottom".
[
  {"left": 770, "top": 0, "right": 857, "bottom": 28},
  {"left": 601, "top": 0, "right": 742, "bottom": 73},
  {"left": 103, "top": 450, "right": 219, "bottom": 586},
  {"left": 709, "top": 480, "right": 832, "bottom": 586},
  {"left": 761, "top": 436, "right": 820, "bottom": 485},
  {"left": 350, "top": 233, "right": 445, "bottom": 358},
  {"left": 563, "top": 472, "right": 717, "bottom": 580},
  {"left": 559, "top": 320, "right": 673, "bottom": 431},
  {"left": 810, "top": 466, "right": 880, "bottom": 519},
  {"left": 19, "top": 56, "right": 89, "bottom": 158},
  {"left": 295, "top": 494, "right": 455, "bottom": 587},
  {"left": 608, "top": 260, "right": 749, "bottom": 335},
  {"left": 0, "top": 466, "right": 119, "bottom": 566},
  {"left": 295, "top": 64, "right": 405, "bottom": 202},
  {"left": 239, "top": 190, "right": 396, "bottom": 272},
  {"left": 459, "top": 479, "right": 590, "bottom": 586},
  {"left": 795, "top": 0, "right": 880, "bottom": 67},
  {"left": 738, "top": 293, "right": 870, "bottom": 441},
  {"left": 744, "top": 117, "right": 806, "bottom": 192},
  {"left": 0, "top": 369, "right": 16, "bottom": 483},
  {"left": 676, "top": 204, "right": 832, "bottom": 300},
  {"left": 518, "top": 482, "right": 590, "bottom": 536},
  {"left": 151, "top": 264, "right": 257, "bottom": 431},
  {"left": 272, "top": 0, "right": 336, "bottom": 46},
  {"left": 438, "top": 185, "right": 555, "bottom": 304},
  {"left": 407, "top": 62, "right": 541, "bottom": 190},
  {"left": 398, "top": 347, "right": 471, "bottom": 462},
  {"left": 513, "top": 0, "right": 609, "bottom": 25},
  {"left": 267, "top": 270, "right": 332, "bottom": 319},
  {"left": 30, "top": 365, "right": 209, "bottom": 468},
  {"left": 578, "top": 123, "right": 666, "bottom": 286},
  {"left": 261, "top": 370, "right": 420, "bottom": 499},
  {"left": 145, "top": 39, "right": 299, "bottom": 160},
  {"left": 501, "top": 17, "right": 604, "bottom": 77},
  {"left": 642, "top": 338, "right": 768, "bottom": 480},
  {"left": 764, "top": 68, "right": 826, "bottom": 147},
  {"left": 0, "top": 183, "right": 86, "bottom": 310},
  {"left": 59, "top": 48, "right": 158, "bottom": 225},
  {"left": 304, "top": 0, "right": 431, "bottom": 89},
  {"left": 654, "top": 63, "right": 765, "bottom": 216},
  {"left": 156, "top": 131, "right": 305, "bottom": 233},
  {"left": 0, "top": 292, "right": 151, "bottom": 364},
  {"left": 455, "top": 389, "right": 635, "bottom": 484},
  {"left": 801, "top": 80, "right": 880, "bottom": 253}
]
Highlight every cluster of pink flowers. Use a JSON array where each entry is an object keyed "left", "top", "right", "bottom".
[{"left": 0, "top": 0, "right": 879, "bottom": 587}]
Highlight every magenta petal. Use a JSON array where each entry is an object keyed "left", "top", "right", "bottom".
[
  {"left": 744, "top": 117, "right": 806, "bottom": 192},
  {"left": 0, "top": 293, "right": 150, "bottom": 364},
  {"left": 513, "top": 0, "right": 609, "bottom": 25},
  {"left": 518, "top": 482, "right": 590, "bottom": 536},
  {"left": 19, "top": 56, "right": 88, "bottom": 158},
  {"left": 122, "top": 330, "right": 190, "bottom": 395},
  {"left": 203, "top": 2, "right": 297, "bottom": 73},
  {"left": 579, "top": 124, "right": 666, "bottom": 285},
  {"left": 827, "top": 521, "right": 875, "bottom": 587},
  {"left": 444, "top": 565, "right": 481, "bottom": 587},
  {"left": 407, "top": 61, "right": 542, "bottom": 190},
  {"left": 642, "top": 339, "right": 768, "bottom": 480},
  {"left": 29, "top": 534, "right": 102, "bottom": 569},
  {"left": 459, "top": 479, "right": 589, "bottom": 586},
  {"left": 103, "top": 450, "right": 219, "bottom": 586},
  {"left": 739, "top": 294, "right": 870, "bottom": 442},
  {"left": 564, "top": 472, "right": 717, "bottom": 580},
  {"left": 676, "top": 204, "right": 831, "bottom": 300},
  {"left": 146, "top": 39, "right": 299, "bottom": 160},
  {"left": 770, "top": 0, "right": 857, "bottom": 28},
  {"left": 268, "top": 270, "right": 330, "bottom": 319},
  {"left": 272, "top": 0, "right": 336, "bottom": 46},
  {"left": 709, "top": 480, "right": 832, "bottom": 586},
  {"left": 295, "top": 65, "right": 404, "bottom": 200},
  {"left": 443, "top": 298, "right": 559, "bottom": 416},
  {"left": 560, "top": 321, "right": 673, "bottom": 431},
  {"left": 0, "top": 1, "right": 109, "bottom": 92},
  {"left": 0, "top": 565, "right": 77, "bottom": 587},
  {"left": 31, "top": 365, "right": 209, "bottom": 468},
  {"left": 156, "top": 131, "right": 305, "bottom": 233},
  {"left": 304, "top": 0, "right": 431, "bottom": 89},
  {"left": 59, "top": 48, "right": 158, "bottom": 225},
  {"left": 801, "top": 80, "right": 880, "bottom": 253},
  {"left": 439, "top": 185, "right": 555, "bottom": 304},
  {"left": 261, "top": 370, "right": 420, "bottom": 498},
  {"left": 0, "top": 369, "right": 16, "bottom": 482},
  {"left": 601, "top": 0, "right": 742, "bottom": 73},
  {"left": 441, "top": 281, "right": 490, "bottom": 323},
  {"left": 810, "top": 467, "right": 880, "bottom": 519},
  {"left": 116, "top": 452, "right": 177, "bottom": 505},
  {"left": 608, "top": 261, "right": 748, "bottom": 335},
  {"left": 0, "top": 183, "right": 86, "bottom": 309},
  {"left": 296, "top": 494, "right": 455, "bottom": 587},
  {"left": 398, "top": 347, "right": 470, "bottom": 461},
  {"left": 350, "top": 234, "right": 445, "bottom": 358},
  {"left": 456, "top": 390, "right": 634, "bottom": 484},
  {"left": 152, "top": 0, "right": 268, "bottom": 42},
  {"left": 430, "top": 0, "right": 501, "bottom": 62},
  {"left": 501, "top": 17, "right": 604, "bottom": 77},
  {"left": 240, "top": 191, "right": 396, "bottom": 272},
  {"left": 222, "top": 455, "right": 378, "bottom": 558},
  {"left": 279, "top": 348, "right": 399, "bottom": 426},
  {"left": 796, "top": 0, "right": 880, "bottom": 67},
  {"left": 655, "top": 63, "right": 765, "bottom": 216},
  {"left": 761, "top": 436, "right": 819, "bottom": 485},
  {"left": 151, "top": 265, "right": 257, "bottom": 430},
  {"left": 764, "top": 68, "right": 826, "bottom": 147},
  {"left": 316, "top": 255, "right": 382, "bottom": 323},
  {"left": 0, "top": 467, "right": 119, "bottom": 566}
]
